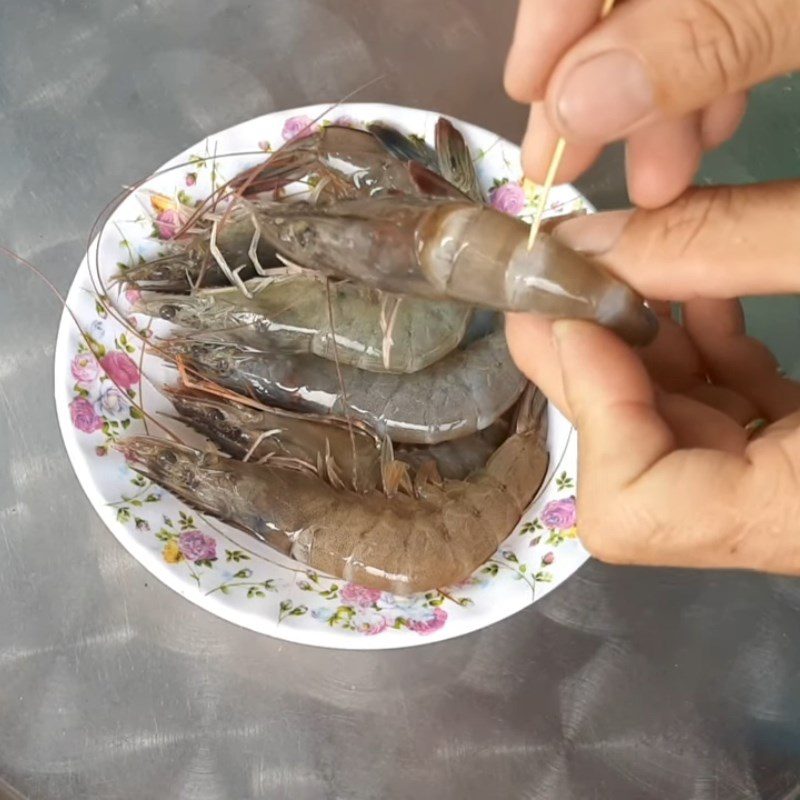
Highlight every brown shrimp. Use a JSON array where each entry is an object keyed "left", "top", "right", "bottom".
[
  {"left": 163, "top": 384, "right": 387, "bottom": 493},
  {"left": 120, "top": 205, "right": 280, "bottom": 293},
  {"left": 119, "top": 385, "right": 548, "bottom": 595}
]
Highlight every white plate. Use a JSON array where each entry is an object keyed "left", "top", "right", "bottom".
[{"left": 54, "top": 103, "right": 589, "bottom": 650}]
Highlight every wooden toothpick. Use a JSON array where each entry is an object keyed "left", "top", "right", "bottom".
[{"left": 526, "top": 0, "right": 617, "bottom": 250}]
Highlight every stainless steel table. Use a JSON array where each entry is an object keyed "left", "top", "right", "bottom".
[{"left": 1, "top": 2, "right": 800, "bottom": 798}]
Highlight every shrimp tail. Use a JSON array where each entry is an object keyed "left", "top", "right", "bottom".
[
  {"left": 367, "top": 121, "right": 438, "bottom": 170},
  {"left": 406, "top": 161, "right": 468, "bottom": 200},
  {"left": 434, "top": 117, "right": 482, "bottom": 203},
  {"left": 484, "top": 384, "right": 549, "bottom": 511}
]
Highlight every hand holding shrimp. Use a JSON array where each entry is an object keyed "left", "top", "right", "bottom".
[
  {"left": 506, "top": 186, "right": 800, "bottom": 573},
  {"left": 503, "top": 0, "right": 800, "bottom": 574}
]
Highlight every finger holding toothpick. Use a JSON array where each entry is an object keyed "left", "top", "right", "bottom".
[{"left": 525, "top": 0, "right": 618, "bottom": 250}]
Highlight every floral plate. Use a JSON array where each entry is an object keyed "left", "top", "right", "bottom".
[{"left": 54, "top": 103, "right": 589, "bottom": 650}]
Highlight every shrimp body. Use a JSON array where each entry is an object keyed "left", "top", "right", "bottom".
[
  {"left": 120, "top": 387, "right": 548, "bottom": 594},
  {"left": 136, "top": 275, "right": 472, "bottom": 374},
  {"left": 122, "top": 210, "right": 279, "bottom": 292},
  {"left": 164, "top": 386, "right": 385, "bottom": 493},
  {"left": 233, "top": 124, "right": 422, "bottom": 199},
  {"left": 250, "top": 196, "right": 658, "bottom": 346},
  {"left": 395, "top": 418, "right": 509, "bottom": 480},
  {"left": 169, "top": 328, "right": 526, "bottom": 445}
]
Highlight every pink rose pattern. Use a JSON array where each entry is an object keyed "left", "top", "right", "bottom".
[
  {"left": 282, "top": 115, "right": 318, "bottom": 142},
  {"left": 330, "top": 115, "right": 360, "bottom": 129},
  {"left": 541, "top": 497, "right": 577, "bottom": 530},
  {"left": 155, "top": 208, "right": 182, "bottom": 240},
  {"left": 67, "top": 112, "right": 581, "bottom": 639},
  {"left": 340, "top": 583, "right": 382, "bottom": 607},
  {"left": 71, "top": 340, "right": 141, "bottom": 442},
  {"left": 99, "top": 351, "right": 140, "bottom": 391},
  {"left": 70, "top": 397, "right": 103, "bottom": 433},
  {"left": 178, "top": 530, "right": 217, "bottom": 562},
  {"left": 406, "top": 607, "right": 447, "bottom": 636},
  {"left": 356, "top": 614, "right": 388, "bottom": 636},
  {"left": 490, "top": 183, "right": 526, "bottom": 216},
  {"left": 71, "top": 353, "right": 99, "bottom": 385}
]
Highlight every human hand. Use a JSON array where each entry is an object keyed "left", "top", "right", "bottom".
[
  {"left": 504, "top": 0, "right": 800, "bottom": 207},
  {"left": 505, "top": 184, "right": 800, "bottom": 572}
]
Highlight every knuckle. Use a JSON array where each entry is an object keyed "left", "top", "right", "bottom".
[
  {"left": 738, "top": 441, "right": 800, "bottom": 567},
  {"left": 577, "top": 508, "right": 628, "bottom": 564},
  {"left": 647, "top": 186, "right": 736, "bottom": 263},
  {"left": 671, "top": 0, "right": 777, "bottom": 96}
]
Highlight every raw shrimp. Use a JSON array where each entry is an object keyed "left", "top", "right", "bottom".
[
  {"left": 395, "top": 418, "right": 509, "bottom": 481},
  {"left": 135, "top": 274, "right": 473, "bottom": 374},
  {"left": 434, "top": 117, "right": 482, "bottom": 203},
  {"left": 366, "top": 121, "right": 439, "bottom": 171},
  {"left": 166, "top": 328, "right": 527, "bottom": 445},
  {"left": 121, "top": 208, "right": 279, "bottom": 293},
  {"left": 119, "top": 386, "right": 549, "bottom": 594},
  {"left": 248, "top": 195, "right": 659, "bottom": 346},
  {"left": 232, "top": 124, "right": 421, "bottom": 199},
  {"left": 122, "top": 119, "right": 476, "bottom": 293},
  {"left": 164, "top": 385, "right": 385, "bottom": 493}
]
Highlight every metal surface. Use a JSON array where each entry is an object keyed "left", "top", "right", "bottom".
[{"left": 1, "top": 2, "right": 800, "bottom": 798}]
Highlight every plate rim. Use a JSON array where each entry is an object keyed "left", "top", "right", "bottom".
[{"left": 53, "top": 100, "right": 589, "bottom": 651}]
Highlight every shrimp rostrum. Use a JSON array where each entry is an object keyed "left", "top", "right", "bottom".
[{"left": 119, "top": 386, "right": 548, "bottom": 595}]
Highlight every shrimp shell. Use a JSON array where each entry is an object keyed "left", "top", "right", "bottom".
[
  {"left": 395, "top": 418, "right": 510, "bottom": 481},
  {"left": 163, "top": 385, "right": 385, "bottom": 493},
  {"left": 167, "top": 328, "right": 526, "bottom": 445},
  {"left": 121, "top": 209, "right": 279, "bottom": 292},
  {"left": 248, "top": 196, "right": 658, "bottom": 346},
  {"left": 135, "top": 275, "right": 473, "bottom": 374},
  {"left": 119, "top": 386, "right": 548, "bottom": 594}
]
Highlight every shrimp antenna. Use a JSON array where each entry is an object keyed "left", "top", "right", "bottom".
[{"left": 0, "top": 244, "right": 181, "bottom": 442}]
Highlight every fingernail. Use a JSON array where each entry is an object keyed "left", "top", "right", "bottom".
[
  {"left": 556, "top": 50, "right": 655, "bottom": 139},
  {"left": 552, "top": 209, "right": 633, "bottom": 255}
]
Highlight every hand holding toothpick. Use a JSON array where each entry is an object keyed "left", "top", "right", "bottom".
[{"left": 525, "top": 0, "right": 617, "bottom": 250}]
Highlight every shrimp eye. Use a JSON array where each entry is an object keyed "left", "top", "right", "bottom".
[
  {"left": 160, "top": 304, "right": 179, "bottom": 320},
  {"left": 209, "top": 408, "right": 225, "bottom": 423},
  {"left": 158, "top": 451, "right": 178, "bottom": 468}
]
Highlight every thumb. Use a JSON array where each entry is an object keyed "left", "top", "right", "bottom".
[
  {"left": 546, "top": 0, "right": 799, "bottom": 142},
  {"left": 552, "top": 182, "right": 800, "bottom": 300},
  {"left": 552, "top": 319, "right": 674, "bottom": 488}
]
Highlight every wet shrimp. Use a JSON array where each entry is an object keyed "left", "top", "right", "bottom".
[
  {"left": 119, "top": 386, "right": 549, "bottom": 595},
  {"left": 121, "top": 207, "right": 280, "bottom": 293},
  {"left": 434, "top": 117, "right": 482, "bottom": 203},
  {"left": 247, "top": 195, "right": 658, "bottom": 346},
  {"left": 166, "top": 327, "right": 527, "bottom": 445},
  {"left": 135, "top": 274, "right": 473, "bottom": 374},
  {"left": 230, "top": 124, "right": 422, "bottom": 199},
  {"left": 395, "top": 418, "right": 510, "bottom": 481},
  {"left": 164, "top": 385, "right": 386, "bottom": 493}
]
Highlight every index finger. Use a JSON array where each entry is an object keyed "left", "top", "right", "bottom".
[{"left": 505, "top": 0, "right": 605, "bottom": 103}]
